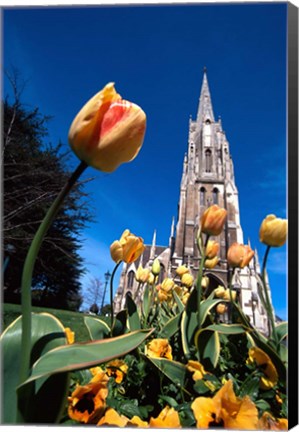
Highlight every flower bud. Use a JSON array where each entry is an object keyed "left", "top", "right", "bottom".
[
  {"left": 201, "top": 276, "right": 209, "bottom": 289},
  {"left": 259, "top": 215, "right": 288, "bottom": 247},
  {"left": 181, "top": 273, "right": 194, "bottom": 288},
  {"left": 223, "top": 289, "right": 237, "bottom": 302},
  {"left": 200, "top": 205, "right": 227, "bottom": 236},
  {"left": 151, "top": 258, "right": 161, "bottom": 276},
  {"left": 227, "top": 243, "right": 254, "bottom": 268},
  {"left": 205, "top": 256, "right": 219, "bottom": 269},
  {"left": 110, "top": 229, "right": 145, "bottom": 264},
  {"left": 216, "top": 303, "right": 227, "bottom": 314},
  {"left": 68, "top": 83, "right": 146, "bottom": 172},
  {"left": 205, "top": 240, "right": 220, "bottom": 259},
  {"left": 135, "top": 265, "right": 150, "bottom": 283},
  {"left": 176, "top": 265, "right": 190, "bottom": 276}
]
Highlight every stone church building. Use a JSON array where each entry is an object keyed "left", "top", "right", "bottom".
[{"left": 114, "top": 70, "right": 272, "bottom": 335}]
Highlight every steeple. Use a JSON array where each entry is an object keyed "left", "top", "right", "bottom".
[
  {"left": 196, "top": 68, "right": 215, "bottom": 125},
  {"left": 150, "top": 229, "right": 156, "bottom": 261}
]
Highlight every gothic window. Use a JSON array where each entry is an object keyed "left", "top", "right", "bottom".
[
  {"left": 205, "top": 149, "right": 212, "bottom": 172},
  {"left": 213, "top": 188, "right": 219, "bottom": 204},
  {"left": 158, "top": 264, "right": 165, "bottom": 283},
  {"left": 200, "top": 187, "right": 206, "bottom": 206},
  {"left": 127, "top": 271, "right": 135, "bottom": 288}
]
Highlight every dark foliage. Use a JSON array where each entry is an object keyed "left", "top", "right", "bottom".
[{"left": 3, "top": 99, "right": 93, "bottom": 310}]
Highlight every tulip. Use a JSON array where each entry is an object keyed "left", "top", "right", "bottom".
[
  {"left": 205, "top": 256, "right": 219, "bottom": 269},
  {"left": 68, "top": 83, "right": 146, "bottom": 172},
  {"left": 223, "top": 289, "right": 237, "bottom": 302},
  {"left": 227, "top": 243, "right": 254, "bottom": 268},
  {"left": 151, "top": 258, "right": 161, "bottom": 276},
  {"left": 161, "top": 278, "right": 175, "bottom": 292},
  {"left": 110, "top": 229, "right": 145, "bottom": 264},
  {"left": 181, "top": 272, "right": 194, "bottom": 288},
  {"left": 259, "top": 214, "right": 288, "bottom": 247},
  {"left": 201, "top": 276, "right": 209, "bottom": 289},
  {"left": 176, "top": 264, "right": 190, "bottom": 276},
  {"left": 205, "top": 240, "right": 219, "bottom": 259},
  {"left": 214, "top": 286, "right": 225, "bottom": 298},
  {"left": 216, "top": 303, "right": 227, "bottom": 314},
  {"left": 135, "top": 265, "right": 150, "bottom": 283},
  {"left": 200, "top": 205, "right": 227, "bottom": 236}
]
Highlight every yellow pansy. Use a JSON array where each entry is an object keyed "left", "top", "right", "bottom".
[
  {"left": 149, "top": 406, "right": 181, "bottom": 428},
  {"left": 145, "top": 338, "right": 173, "bottom": 360},
  {"left": 247, "top": 347, "right": 278, "bottom": 390}
]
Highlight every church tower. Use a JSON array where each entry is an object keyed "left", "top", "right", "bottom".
[{"left": 114, "top": 70, "right": 272, "bottom": 335}]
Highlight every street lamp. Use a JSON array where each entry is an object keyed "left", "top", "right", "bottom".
[{"left": 101, "top": 270, "right": 111, "bottom": 313}]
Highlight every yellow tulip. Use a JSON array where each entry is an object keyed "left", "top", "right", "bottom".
[
  {"left": 216, "top": 303, "right": 227, "bottom": 314},
  {"left": 68, "top": 83, "right": 146, "bottom": 172},
  {"left": 175, "top": 264, "right": 190, "bottom": 276},
  {"left": 151, "top": 258, "right": 161, "bottom": 276},
  {"left": 200, "top": 205, "right": 227, "bottom": 236},
  {"left": 110, "top": 229, "right": 145, "bottom": 264},
  {"left": 222, "top": 288, "right": 237, "bottom": 302},
  {"left": 181, "top": 272, "right": 194, "bottom": 288},
  {"left": 227, "top": 242, "right": 254, "bottom": 268},
  {"left": 214, "top": 286, "right": 225, "bottom": 298},
  {"left": 161, "top": 278, "right": 175, "bottom": 292},
  {"left": 135, "top": 265, "right": 150, "bottom": 283},
  {"left": 205, "top": 240, "right": 220, "bottom": 259},
  {"left": 201, "top": 276, "right": 209, "bottom": 289},
  {"left": 259, "top": 214, "right": 288, "bottom": 247},
  {"left": 205, "top": 256, "right": 219, "bottom": 269}
]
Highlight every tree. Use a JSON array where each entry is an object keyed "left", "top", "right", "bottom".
[
  {"left": 3, "top": 80, "right": 93, "bottom": 311},
  {"left": 84, "top": 277, "right": 104, "bottom": 312}
]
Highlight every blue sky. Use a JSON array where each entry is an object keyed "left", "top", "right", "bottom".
[{"left": 3, "top": 3, "right": 287, "bottom": 318}]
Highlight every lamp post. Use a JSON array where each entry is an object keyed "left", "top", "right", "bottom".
[{"left": 101, "top": 270, "right": 111, "bottom": 313}]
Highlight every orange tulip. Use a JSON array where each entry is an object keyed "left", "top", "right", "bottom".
[
  {"left": 68, "top": 83, "right": 146, "bottom": 172},
  {"left": 227, "top": 242, "right": 254, "bottom": 268},
  {"left": 200, "top": 205, "right": 227, "bottom": 236},
  {"left": 110, "top": 229, "right": 145, "bottom": 264},
  {"left": 259, "top": 214, "right": 288, "bottom": 247},
  {"left": 216, "top": 303, "right": 227, "bottom": 314}
]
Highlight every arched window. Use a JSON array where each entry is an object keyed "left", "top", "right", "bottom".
[
  {"left": 200, "top": 187, "right": 206, "bottom": 206},
  {"left": 213, "top": 188, "right": 219, "bottom": 204},
  {"left": 205, "top": 149, "right": 212, "bottom": 172},
  {"left": 127, "top": 271, "right": 135, "bottom": 288},
  {"left": 158, "top": 264, "right": 165, "bottom": 283}
]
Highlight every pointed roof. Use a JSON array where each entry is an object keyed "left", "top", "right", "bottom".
[{"left": 196, "top": 68, "right": 215, "bottom": 125}]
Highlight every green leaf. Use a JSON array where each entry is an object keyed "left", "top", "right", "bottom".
[
  {"left": 159, "top": 313, "right": 182, "bottom": 339},
  {"left": 172, "top": 290, "right": 185, "bottom": 313},
  {"left": 203, "top": 323, "right": 249, "bottom": 335},
  {"left": 275, "top": 322, "right": 288, "bottom": 343},
  {"left": 126, "top": 294, "right": 141, "bottom": 331},
  {"left": 193, "top": 379, "right": 211, "bottom": 395},
  {"left": 21, "top": 329, "right": 154, "bottom": 386},
  {"left": 195, "top": 329, "right": 220, "bottom": 369},
  {"left": 238, "top": 375, "right": 260, "bottom": 399},
  {"left": 0, "top": 312, "right": 68, "bottom": 423},
  {"left": 84, "top": 316, "right": 110, "bottom": 341},
  {"left": 255, "top": 399, "right": 271, "bottom": 412},
  {"left": 180, "top": 287, "right": 198, "bottom": 358},
  {"left": 142, "top": 284, "right": 151, "bottom": 319},
  {"left": 145, "top": 356, "right": 187, "bottom": 389},
  {"left": 199, "top": 298, "right": 227, "bottom": 326},
  {"left": 112, "top": 310, "right": 127, "bottom": 336}
]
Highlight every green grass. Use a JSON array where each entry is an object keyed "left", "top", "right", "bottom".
[{"left": 1, "top": 303, "right": 103, "bottom": 342}]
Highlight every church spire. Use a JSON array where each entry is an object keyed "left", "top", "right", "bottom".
[{"left": 196, "top": 67, "right": 215, "bottom": 125}]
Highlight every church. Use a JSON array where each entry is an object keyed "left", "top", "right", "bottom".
[{"left": 114, "top": 70, "right": 273, "bottom": 335}]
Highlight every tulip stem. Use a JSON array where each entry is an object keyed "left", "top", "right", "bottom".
[
  {"left": 110, "top": 261, "right": 122, "bottom": 333},
  {"left": 196, "top": 234, "right": 209, "bottom": 329},
  {"left": 18, "top": 160, "right": 88, "bottom": 389},
  {"left": 261, "top": 246, "right": 279, "bottom": 349}
]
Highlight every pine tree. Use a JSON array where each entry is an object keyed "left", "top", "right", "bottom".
[{"left": 3, "top": 96, "right": 93, "bottom": 311}]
